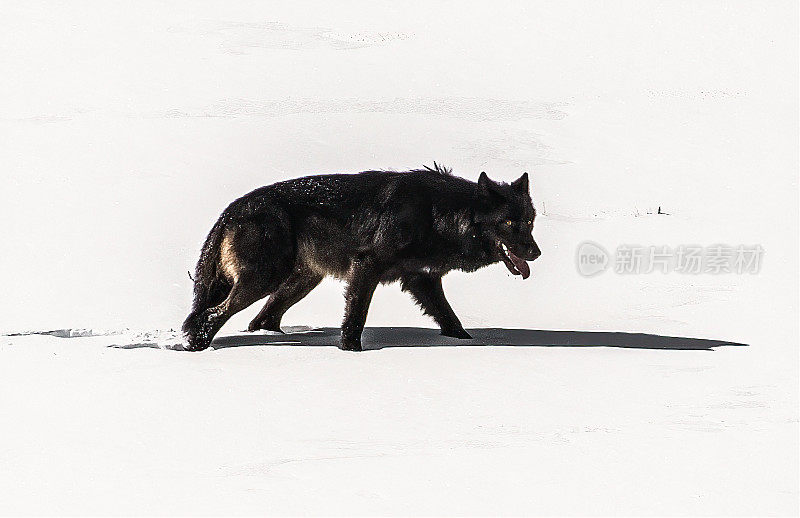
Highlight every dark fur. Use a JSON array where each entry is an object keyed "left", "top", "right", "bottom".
[{"left": 182, "top": 164, "right": 541, "bottom": 351}]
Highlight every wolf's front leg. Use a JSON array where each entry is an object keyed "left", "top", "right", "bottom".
[
  {"left": 341, "top": 263, "right": 380, "bottom": 351},
  {"left": 400, "top": 272, "right": 471, "bottom": 339}
]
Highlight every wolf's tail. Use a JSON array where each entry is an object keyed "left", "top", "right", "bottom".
[{"left": 182, "top": 216, "right": 231, "bottom": 336}]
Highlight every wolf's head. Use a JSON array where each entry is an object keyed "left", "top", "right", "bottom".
[{"left": 474, "top": 172, "right": 541, "bottom": 279}]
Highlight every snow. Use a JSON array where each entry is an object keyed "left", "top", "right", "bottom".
[
  {"left": 1, "top": 1, "right": 797, "bottom": 515},
  {"left": 0, "top": 321, "right": 794, "bottom": 515}
]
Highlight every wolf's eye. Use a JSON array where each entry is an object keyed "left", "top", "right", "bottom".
[
  {"left": 527, "top": 220, "right": 532, "bottom": 226},
  {"left": 505, "top": 220, "right": 513, "bottom": 226}
]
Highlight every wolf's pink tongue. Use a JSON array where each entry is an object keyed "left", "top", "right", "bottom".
[{"left": 509, "top": 252, "right": 530, "bottom": 280}]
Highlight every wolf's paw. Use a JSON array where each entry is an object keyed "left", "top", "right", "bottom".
[
  {"left": 180, "top": 331, "right": 212, "bottom": 351},
  {"left": 441, "top": 328, "right": 472, "bottom": 339},
  {"left": 339, "top": 339, "right": 363, "bottom": 352},
  {"left": 247, "top": 321, "right": 283, "bottom": 333},
  {"left": 181, "top": 341, "right": 210, "bottom": 352}
]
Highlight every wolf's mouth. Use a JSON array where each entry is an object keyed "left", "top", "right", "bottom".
[{"left": 497, "top": 241, "right": 531, "bottom": 279}]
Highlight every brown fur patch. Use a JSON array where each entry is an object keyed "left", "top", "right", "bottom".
[{"left": 219, "top": 230, "right": 240, "bottom": 282}]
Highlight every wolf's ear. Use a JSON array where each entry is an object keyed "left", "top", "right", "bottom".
[
  {"left": 511, "top": 172, "right": 529, "bottom": 193},
  {"left": 478, "top": 172, "right": 505, "bottom": 205},
  {"left": 478, "top": 171, "right": 493, "bottom": 189}
]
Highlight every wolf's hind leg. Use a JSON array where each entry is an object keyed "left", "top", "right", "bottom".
[
  {"left": 182, "top": 276, "right": 231, "bottom": 342},
  {"left": 248, "top": 266, "right": 324, "bottom": 332},
  {"left": 185, "top": 273, "right": 272, "bottom": 351},
  {"left": 401, "top": 272, "right": 471, "bottom": 339}
]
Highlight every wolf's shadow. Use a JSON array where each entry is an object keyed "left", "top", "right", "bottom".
[{"left": 207, "top": 327, "right": 746, "bottom": 351}]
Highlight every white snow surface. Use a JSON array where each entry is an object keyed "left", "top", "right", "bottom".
[
  {"left": 0, "top": 321, "right": 796, "bottom": 515},
  {"left": 1, "top": 1, "right": 797, "bottom": 515}
]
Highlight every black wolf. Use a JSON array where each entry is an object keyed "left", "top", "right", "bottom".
[{"left": 182, "top": 164, "right": 541, "bottom": 351}]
